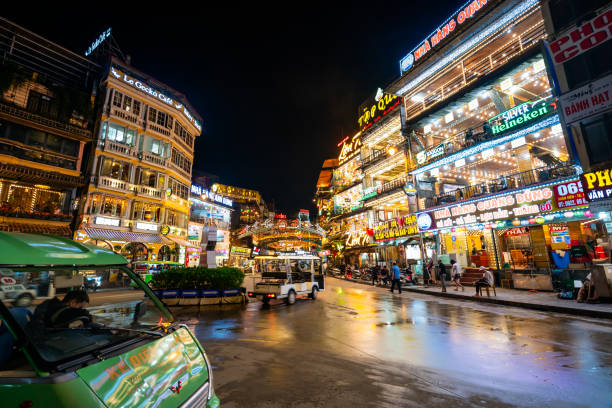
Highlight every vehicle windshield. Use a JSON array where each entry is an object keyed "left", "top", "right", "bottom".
[
  {"left": 0, "top": 265, "right": 172, "bottom": 370},
  {"left": 258, "top": 259, "right": 288, "bottom": 273}
]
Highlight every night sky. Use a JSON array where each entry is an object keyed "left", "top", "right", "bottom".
[{"left": 3, "top": 2, "right": 460, "bottom": 214}]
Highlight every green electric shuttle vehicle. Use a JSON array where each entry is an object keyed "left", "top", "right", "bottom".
[{"left": 0, "top": 233, "right": 220, "bottom": 408}]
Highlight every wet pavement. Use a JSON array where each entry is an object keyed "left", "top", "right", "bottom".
[{"left": 174, "top": 278, "right": 612, "bottom": 408}]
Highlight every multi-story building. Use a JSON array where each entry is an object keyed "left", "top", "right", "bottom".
[
  {"left": 211, "top": 183, "right": 264, "bottom": 225},
  {"left": 74, "top": 57, "right": 202, "bottom": 264},
  {"left": 358, "top": 88, "right": 420, "bottom": 265},
  {"left": 387, "top": 0, "right": 603, "bottom": 288},
  {"left": 541, "top": 1, "right": 612, "bottom": 235},
  {"left": 0, "top": 17, "right": 99, "bottom": 237}
]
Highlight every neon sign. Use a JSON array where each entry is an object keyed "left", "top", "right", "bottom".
[
  {"left": 488, "top": 98, "right": 556, "bottom": 135},
  {"left": 399, "top": 0, "right": 489, "bottom": 72},
  {"left": 416, "top": 143, "right": 445, "bottom": 164},
  {"left": 358, "top": 91, "right": 400, "bottom": 131},
  {"left": 190, "top": 184, "right": 233, "bottom": 207},
  {"left": 345, "top": 230, "right": 371, "bottom": 248},
  {"left": 419, "top": 180, "right": 588, "bottom": 230},
  {"left": 110, "top": 67, "right": 202, "bottom": 131},
  {"left": 374, "top": 216, "right": 418, "bottom": 241},
  {"left": 85, "top": 28, "right": 111, "bottom": 56},
  {"left": 338, "top": 133, "right": 362, "bottom": 165},
  {"left": 398, "top": 0, "right": 538, "bottom": 90}
]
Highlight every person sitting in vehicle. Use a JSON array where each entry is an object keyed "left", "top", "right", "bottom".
[{"left": 31, "top": 290, "right": 92, "bottom": 329}]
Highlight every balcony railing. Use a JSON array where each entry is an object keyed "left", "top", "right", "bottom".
[
  {"left": 365, "top": 176, "right": 407, "bottom": 202},
  {"left": 98, "top": 139, "right": 137, "bottom": 158},
  {"left": 361, "top": 150, "right": 385, "bottom": 168},
  {"left": 146, "top": 121, "right": 171, "bottom": 137},
  {"left": 142, "top": 151, "right": 166, "bottom": 167},
  {"left": 0, "top": 100, "right": 91, "bottom": 139},
  {"left": 0, "top": 140, "right": 77, "bottom": 170},
  {"left": 422, "top": 161, "right": 579, "bottom": 209},
  {"left": 136, "top": 185, "right": 162, "bottom": 199},
  {"left": 109, "top": 106, "right": 141, "bottom": 126},
  {"left": 97, "top": 176, "right": 132, "bottom": 193}
]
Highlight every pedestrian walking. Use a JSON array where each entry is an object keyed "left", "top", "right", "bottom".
[
  {"left": 372, "top": 264, "right": 380, "bottom": 286},
  {"left": 450, "top": 260, "right": 464, "bottom": 291},
  {"left": 424, "top": 258, "right": 433, "bottom": 287},
  {"left": 438, "top": 260, "right": 447, "bottom": 292},
  {"left": 474, "top": 266, "right": 494, "bottom": 296},
  {"left": 390, "top": 261, "right": 402, "bottom": 294}
]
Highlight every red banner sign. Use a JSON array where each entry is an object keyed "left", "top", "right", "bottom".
[
  {"left": 553, "top": 180, "right": 587, "bottom": 209},
  {"left": 547, "top": 6, "right": 612, "bottom": 65}
]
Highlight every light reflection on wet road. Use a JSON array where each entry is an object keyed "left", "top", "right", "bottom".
[{"left": 175, "top": 278, "right": 612, "bottom": 407}]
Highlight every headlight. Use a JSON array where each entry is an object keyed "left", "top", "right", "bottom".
[{"left": 202, "top": 349, "right": 214, "bottom": 400}]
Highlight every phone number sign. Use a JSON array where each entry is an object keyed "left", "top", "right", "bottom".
[{"left": 554, "top": 180, "right": 587, "bottom": 209}]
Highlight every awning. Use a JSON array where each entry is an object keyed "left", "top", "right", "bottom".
[
  {"left": 166, "top": 236, "right": 200, "bottom": 248},
  {"left": 84, "top": 228, "right": 168, "bottom": 244},
  {"left": 0, "top": 223, "right": 72, "bottom": 237}
]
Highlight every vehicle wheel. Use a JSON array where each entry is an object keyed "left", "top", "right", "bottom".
[
  {"left": 15, "top": 293, "right": 33, "bottom": 307},
  {"left": 262, "top": 297, "right": 270, "bottom": 307},
  {"left": 286, "top": 290, "right": 296, "bottom": 305},
  {"left": 310, "top": 287, "right": 318, "bottom": 300}
]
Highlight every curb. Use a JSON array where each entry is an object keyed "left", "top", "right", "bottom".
[{"left": 330, "top": 276, "right": 612, "bottom": 320}]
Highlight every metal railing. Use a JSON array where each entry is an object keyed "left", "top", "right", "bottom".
[
  {"left": 361, "top": 150, "right": 384, "bottom": 168},
  {"left": 0, "top": 140, "right": 77, "bottom": 170},
  {"left": 0, "top": 100, "right": 91, "bottom": 138},
  {"left": 422, "top": 161, "right": 579, "bottom": 209}
]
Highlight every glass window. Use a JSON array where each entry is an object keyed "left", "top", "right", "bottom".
[
  {"left": 151, "top": 139, "right": 161, "bottom": 155},
  {"left": 101, "top": 158, "right": 130, "bottom": 181},
  {"left": 62, "top": 139, "right": 79, "bottom": 157},
  {"left": 0, "top": 266, "right": 171, "bottom": 370},
  {"left": 582, "top": 114, "right": 612, "bottom": 166},
  {"left": 112, "top": 91, "right": 123, "bottom": 107},
  {"left": 45, "top": 134, "right": 62, "bottom": 153},
  {"left": 132, "top": 100, "right": 141, "bottom": 116},
  {"left": 101, "top": 196, "right": 125, "bottom": 217},
  {"left": 28, "top": 131, "right": 46, "bottom": 148}
]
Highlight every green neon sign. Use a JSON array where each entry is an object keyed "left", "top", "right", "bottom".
[{"left": 489, "top": 98, "right": 556, "bottom": 135}]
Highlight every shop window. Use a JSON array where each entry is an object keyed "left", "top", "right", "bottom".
[
  {"left": 101, "top": 158, "right": 130, "bottom": 181},
  {"left": 151, "top": 138, "right": 162, "bottom": 155},
  {"left": 582, "top": 113, "right": 612, "bottom": 166},
  {"left": 101, "top": 196, "right": 125, "bottom": 217},
  {"left": 136, "top": 168, "right": 158, "bottom": 187},
  {"left": 5, "top": 185, "right": 65, "bottom": 214},
  {"left": 166, "top": 209, "right": 186, "bottom": 228},
  {"left": 564, "top": 41, "right": 612, "bottom": 89},
  {"left": 148, "top": 107, "right": 173, "bottom": 129},
  {"left": 112, "top": 91, "right": 123, "bottom": 108},
  {"left": 174, "top": 121, "right": 193, "bottom": 147},
  {"left": 107, "top": 122, "right": 135, "bottom": 145},
  {"left": 548, "top": 0, "right": 610, "bottom": 32},
  {"left": 132, "top": 201, "right": 161, "bottom": 222},
  {"left": 27, "top": 90, "right": 58, "bottom": 119}
]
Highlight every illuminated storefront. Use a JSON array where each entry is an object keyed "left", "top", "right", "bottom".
[
  {"left": 189, "top": 183, "right": 233, "bottom": 267},
  {"left": 416, "top": 178, "right": 606, "bottom": 288}
]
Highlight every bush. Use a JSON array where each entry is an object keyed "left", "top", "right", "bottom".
[{"left": 150, "top": 266, "right": 244, "bottom": 291}]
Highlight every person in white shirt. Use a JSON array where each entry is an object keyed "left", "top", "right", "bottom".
[
  {"left": 450, "top": 259, "right": 464, "bottom": 291},
  {"left": 474, "top": 266, "right": 494, "bottom": 296}
]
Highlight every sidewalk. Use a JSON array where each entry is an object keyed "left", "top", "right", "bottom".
[{"left": 334, "top": 276, "right": 612, "bottom": 319}]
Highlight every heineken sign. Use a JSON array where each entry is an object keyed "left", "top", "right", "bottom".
[
  {"left": 488, "top": 98, "right": 557, "bottom": 135},
  {"left": 416, "top": 143, "right": 445, "bottom": 165}
]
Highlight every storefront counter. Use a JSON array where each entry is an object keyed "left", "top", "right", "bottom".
[{"left": 511, "top": 271, "right": 553, "bottom": 290}]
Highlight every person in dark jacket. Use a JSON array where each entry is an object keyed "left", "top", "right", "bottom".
[
  {"left": 438, "top": 260, "right": 447, "bottom": 292},
  {"left": 31, "top": 290, "right": 91, "bottom": 329}
]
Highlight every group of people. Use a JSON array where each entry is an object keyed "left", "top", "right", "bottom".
[{"left": 425, "top": 258, "right": 494, "bottom": 296}]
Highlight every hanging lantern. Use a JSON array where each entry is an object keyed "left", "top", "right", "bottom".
[
  {"left": 545, "top": 214, "right": 555, "bottom": 221},
  {"left": 521, "top": 220, "right": 529, "bottom": 226},
  {"left": 564, "top": 211, "right": 574, "bottom": 218},
  {"left": 512, "top": 219, "right": 521, "bottom": 226},
  {"left": 574, "top": 210, "right": 584, "bottom": 217},
  {"left": 536, "top": 216, "right": 545, "bottom": 224},
  {"left": 528, "top": 218, "right": 536, "bottom": 224},
  {"left": 584, "top": 210, "right": 593, "bottom": 218}
]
